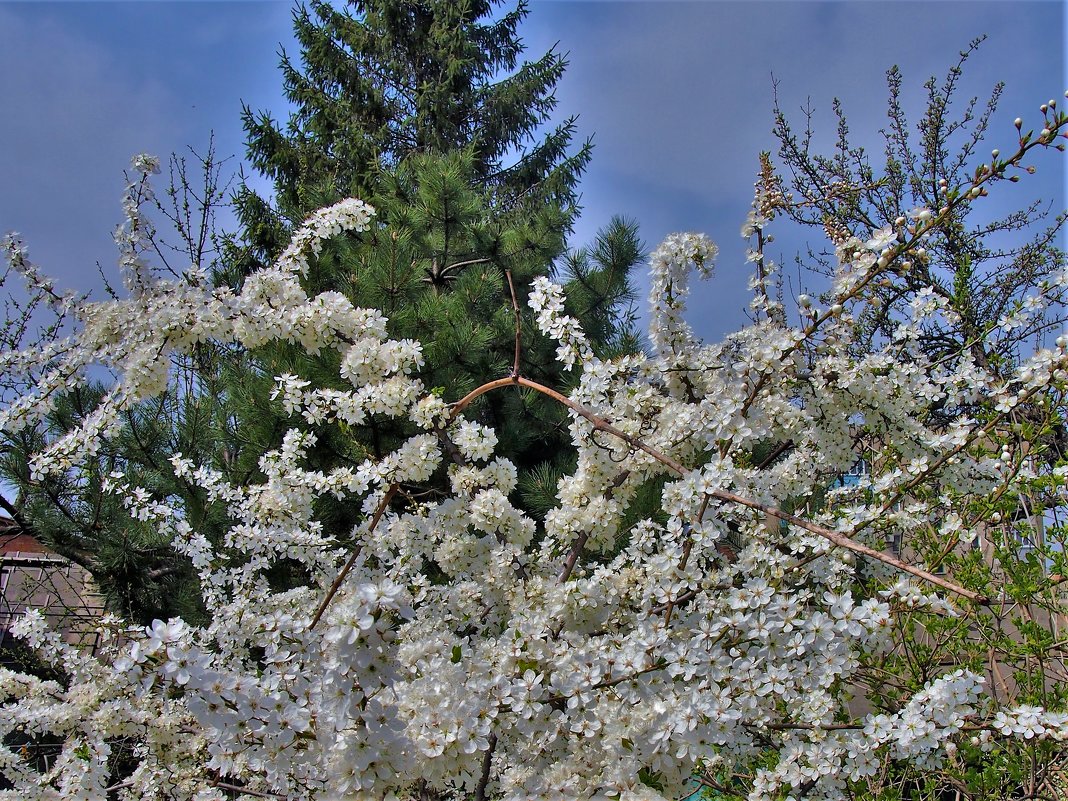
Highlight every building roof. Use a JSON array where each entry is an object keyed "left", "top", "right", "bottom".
[{"left": 0, "top": 516, "right": 54, "bottom": 556}]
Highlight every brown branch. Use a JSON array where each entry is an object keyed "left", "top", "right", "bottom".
[
  {"left": 310, "top": 485, "right": 398, "bottom": 630},
  {"left": 440, "top": 257, "right": 491, "bottom": 280},
  {"left": 545, "top": 659, "right": 667, "bottom": 702},
  {"left": 450, "top": 376, "right": 525, "bottom": 418},
  {"left": 453, "top": 374, "right": 985, "bottom": 603},
  {"left": 713, "top": 490, "right": 983, "bottom": 602},
  {"left": 474, "top": 733, "right": 498, "bottom": 801},
  {"left": 749, "top": 721, "right": 865, "bottom": 732},
  {"left": 557, "top": 529, "right": 591, "bottom": 582},
  {"left": 664, "top": 495, "right": 708, "bottom": 624},
  {"left": 652, "top": 589, "right": 698, "bottom": 614},
  {"left": 211, "top": 782, "right": 287, "bottom": 799},
  {"left": 756, "top": 439, "right": 795, "bottom": 470},
  {"left": 558, "top": 470, "right": 637, "bottom": 584}
]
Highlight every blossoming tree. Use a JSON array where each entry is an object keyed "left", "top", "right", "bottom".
[{"left": 0, "top": 88, "right": 1067, "bottom": 801}]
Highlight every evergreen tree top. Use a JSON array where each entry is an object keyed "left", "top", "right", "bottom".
[{"left": 242, "top": 0, "right": 589, "bottom": 231}]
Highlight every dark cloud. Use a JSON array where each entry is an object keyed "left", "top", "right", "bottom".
[{"left": 0, "top": 2, "right": 294, "bottom": 294}]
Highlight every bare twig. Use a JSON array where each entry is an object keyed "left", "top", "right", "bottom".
[
  {"left": 310, "top": 485, "right": 398, "bottom": 630},
  {"left": 505, "top": 270, "right": 521, "bottom": 378}
]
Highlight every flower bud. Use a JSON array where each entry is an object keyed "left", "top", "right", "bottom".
[{"left": 1015, "top": 117, "right": 1023, "bottom": 129}]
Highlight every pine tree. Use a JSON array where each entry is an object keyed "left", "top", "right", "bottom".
[
  {"left": 229, "top": 0, "right": 593, "bottom": 276},
  {"left": 0, "top": 148, "right": 238, "bottom": 625}
]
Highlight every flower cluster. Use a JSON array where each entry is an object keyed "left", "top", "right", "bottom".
[
  {"left": 115, "top": 153, "right": 162, "bottom": 297},
  {"left": 529, "top": 275, "right": 593, "bottom": 370},
  {"left": 647, "top": 232, "right": 717, "bottom": 363}
]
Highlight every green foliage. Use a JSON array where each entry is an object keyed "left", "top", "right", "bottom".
[
  {"left": 1, "top": 382, "right": 221, "bottom": 624},
  {"left": 223, "top": 147, "right": 641, "bottom": 523},
  {"left": 214, "top": 1, "right": 644, "bottom": 539},
  {"left": 228, "top": 0, "right": 592, "bottom": 279}
]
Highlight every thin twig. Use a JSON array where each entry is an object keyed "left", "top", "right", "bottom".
[
  {"left": 505, "top": 270, "right": 521, "bottom": 378},
  {"left": 558, "top": 529, "right": 591, "bottom": 582},
  {"left": 310, "top": 485, "right": 398, "bottom": 629},
  {"left": 664, "top": 495, "right": 708, "bottom": 624}
]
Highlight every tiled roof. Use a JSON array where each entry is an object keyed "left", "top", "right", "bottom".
[{"left": 0, "top": 517, "right": 53, "bottom": 555}]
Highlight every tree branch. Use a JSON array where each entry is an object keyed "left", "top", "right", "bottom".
[
  {"left": 310, "top": 485, "right": 398, "bottom": 630},
  {"left": 451, "top": 374, "right": 986, "bottom": 603}
]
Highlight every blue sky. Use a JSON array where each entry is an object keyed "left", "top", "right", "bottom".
[{"left": 1, "top": 0, "right": 1064, "bottom": 341}]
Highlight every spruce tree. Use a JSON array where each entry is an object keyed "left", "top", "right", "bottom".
[{"left": 229, "top": 0, "right": 593, "bottom": 275}]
